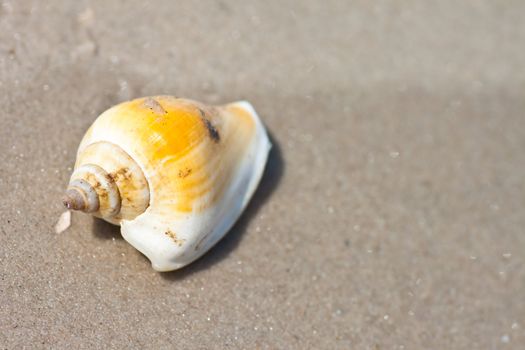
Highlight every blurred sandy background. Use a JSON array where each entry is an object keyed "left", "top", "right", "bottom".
[{"left": 0, "top": 1, "right": 524, "bottom": 348}]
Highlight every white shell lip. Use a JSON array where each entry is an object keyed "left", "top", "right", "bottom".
[
  {"left": 120, "top": 100, "right": 272, "bottom": 272},
  {"left": 229, "top": 100, "right": 272, "bottom": 206}
]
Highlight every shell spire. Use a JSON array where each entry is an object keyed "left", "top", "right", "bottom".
[
  {"left": 63, "top": 96, "right": 271, "bottom": 271},
  {"left": 63, "top": 184, "right": 98, "bottom": 212}
]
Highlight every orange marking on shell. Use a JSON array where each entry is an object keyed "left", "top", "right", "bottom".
[{"left": 86, "top": 97, "right": 256, "bottom": 213}]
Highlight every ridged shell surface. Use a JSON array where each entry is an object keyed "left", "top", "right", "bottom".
[{"left": 75, "top": 96, "right": 271, "bottom": 271}]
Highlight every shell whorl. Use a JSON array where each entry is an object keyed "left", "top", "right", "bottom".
[{"left": 63, "top": 141, "right": 150, "bottom": 224}]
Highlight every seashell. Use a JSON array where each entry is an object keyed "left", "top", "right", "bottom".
[{"left": 63, "top": 96, "right": 271, "bottom": 271}]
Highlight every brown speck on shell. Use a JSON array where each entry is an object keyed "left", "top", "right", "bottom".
[
  {"left": 165, "top": 230, "right": 185, "bottom": 247},
  {"left": 109, "top": 167, "right": 132, "bottom": 182},
  {"left": 198, "top": 108, "right": 220, "bottom": 142},
  {"left": 178, "top": 168, "right": 192, "bottom": 178}
]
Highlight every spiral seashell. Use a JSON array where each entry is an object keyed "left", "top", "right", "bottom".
[{"left": 63, "top": 96, "right": 271, "bottom": 271}]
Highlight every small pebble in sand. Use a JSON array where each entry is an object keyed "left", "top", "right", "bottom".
[
  {"left": 389, "top": 150, "right": 400, "bottom": 158},
  {"left": 55, "top": 210, "right": 71, "bottom": 234}
]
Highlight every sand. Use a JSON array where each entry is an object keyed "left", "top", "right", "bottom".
[{"left": 1, "top": 1, "right": 524, "bottom": 348}]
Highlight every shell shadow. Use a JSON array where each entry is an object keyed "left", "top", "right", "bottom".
[
  {"left": 92, "top": 217, "right": 122, "bottom": 240},
  {"left": 161, "top": 131, "right": 284, "bottom": 281}
]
